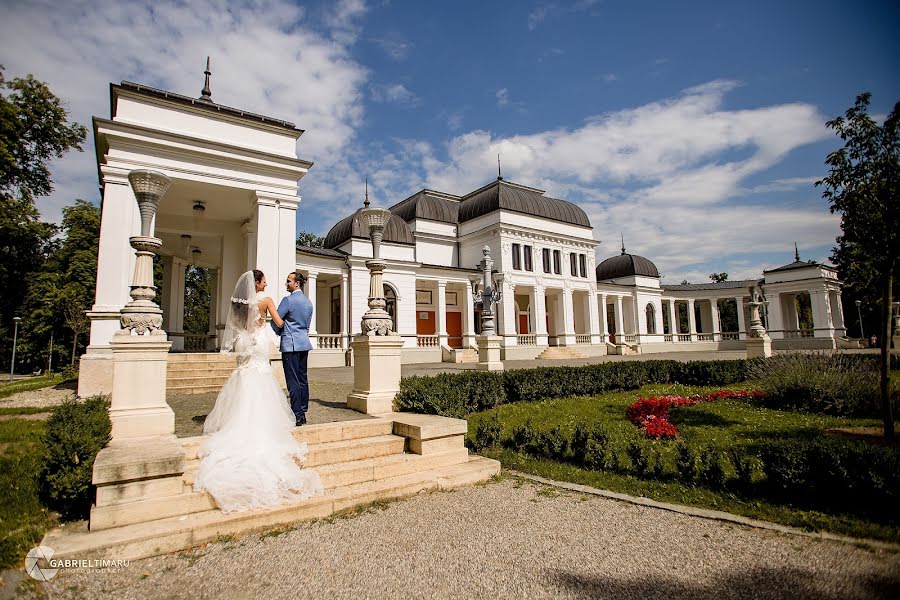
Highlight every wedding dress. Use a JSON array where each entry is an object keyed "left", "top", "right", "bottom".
[{"left": 194, "top": 276, "right": 323, "bottom": 513}]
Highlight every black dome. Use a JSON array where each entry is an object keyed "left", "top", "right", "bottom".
[
  {"left": 458, "top": 180, "right": 591, "bottom": 228},
  {"left": 324, "top": 210, "right": 415, "bottom": 249},
  {"left": 596, "top": 253, "right": 659, "bottom": 280},
  {"left": 390, "top": 190, "right": 459, "bottom": 224}
]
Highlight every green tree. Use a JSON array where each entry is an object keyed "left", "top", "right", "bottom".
[
  {"left": 817, "top": 93, "right": 899, "bottom": 440},
  {"left": 709, "top": 272, "right": 728, "bottom": 283},
  {"left": 296, "top": 230, "right": 325, "bottom": 249},
  {"left": 183, "top": 266, "right": 211, "bottom": 335},
  {"left": 0, "top": 67, "right": 87, "bottom": 368}
]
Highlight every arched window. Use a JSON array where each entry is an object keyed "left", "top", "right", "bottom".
[
  {"left": 383, "top": 283, "right": 397, "bottom": 329},
  {"left": 645, "top": 303, "right": 656, "bottom": 335}
]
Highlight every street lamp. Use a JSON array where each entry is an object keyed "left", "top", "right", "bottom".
[
  {"left": 472, "top": 246, "right": 503, "bottom": 336},
  {"left": 9, "top": 317, "right": 21, "bottom": 383},
  {"left": 855, "top": 299, "right": 864, "bottom": 339}
]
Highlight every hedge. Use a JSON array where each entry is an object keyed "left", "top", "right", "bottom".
[{"left": 395, "top": 359, "right": 751, "bottom": 417}]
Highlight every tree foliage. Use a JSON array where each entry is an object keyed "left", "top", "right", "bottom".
[
  {"left": 709, "top": 272, "right": 728, "bottom": 283},
  {"left": 296, "top": 230, "right": 325, "bottom": 248},
  {"left": 183, "top": 266, "right": 211, "bottom": 335},
  {"left": 817, "top": 92, "right": 899, "bottom": 439}
]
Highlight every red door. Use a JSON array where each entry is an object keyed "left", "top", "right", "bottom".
[
  {"left": 446, "top": 312, "right": 462, "bottom": 348},
  {"left": 518, "top": 314, "right": 529, "bottom": 334}
]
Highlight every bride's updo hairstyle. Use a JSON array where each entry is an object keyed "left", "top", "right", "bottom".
[
  {"left": 222, "top": 271, "right": 259, "bottom": 354},
  {"left": 253, "top": 269, "right": 265, "bottom": 287}
]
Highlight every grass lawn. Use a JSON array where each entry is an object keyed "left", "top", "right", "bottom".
[
  {"left": 0, "top": 373, "right": 69, "bottom": 399},
  {"left": 468, "top": 382, "right": 900, "bottom": 543},
  {"left": 0, "top": 410, "right": 56, "bottom": 570}
]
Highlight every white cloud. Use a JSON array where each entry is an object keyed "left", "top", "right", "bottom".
[
  {"left": 371, "top": 34, "right": 413, "bottom": 60},
  {"left": 0, "top": 0, "right": 370, "bottom": 224},
  {"left": 528, "top": 0, "right": 599, "bottom": 30},
  {"left": 496, "top": 88, "right": 510, "bottom": 107},
  {"left": 602, "top": 73, "right": 618, "bottom": 83},
  {"left": 370, "top": 83, "right": 420, "bottom": 106}
]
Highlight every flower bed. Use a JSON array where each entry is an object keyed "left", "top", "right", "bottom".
[{"left": 627, "top": 389, "right": 764, "bottom": 439}]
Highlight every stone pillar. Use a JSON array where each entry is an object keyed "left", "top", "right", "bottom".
[
  {"left": 599, "top": 293, "right": 609, "bottom": 340},
  {"left": 668, "top": 300, "right": 678, "bottom": 336},
  {"left": 831, "top": 290, "right": 845, "bottom": 334},
  {"left": 534, "top": 285, "right": 548, "bottom": 346},
  {"left": 766, "top": 293, "right": 785, "bottom": 339},
  {"left": 437, "top": 280, "right": 448, "bottom": 347},
  {"left": 464, "top": 282, "right": 476, "bottom": 347},
  {"left": 340, "top": 273, "right": 349, "bottom": 351},
  {"left": 162, "top": 257, "right": 187, "bottom": 351},
  {"left": 810, "top": 288, "right": 834, "bottom": 339},
  {"left": 735, "top": 296, "right": 747, "bottom": 340},
  {"left": 501, "top": 284, "right": 517, "bottom": 346},
  {"left": 241, "top": 219, "right": 256, "bottom": 272},
  {"left": 306, "top": 271, "right": 318, "bottom": 348},
  {"left": 476, "top": 334, "right": 503, "bottom": 371},
  {"left": 208, "top": 268, "right": 219, "bottom": 351},
  {"left": 559, "top": 287, "right": 576, "bottom": 346},
  {"left": 588, "top": 290, "right": 601, "bottom": 344},
  {"left": 710, "top": 298, "right": 721, "bottom": 340},
  {"left": 347, "top": 336, "right": 405, "bottom": 415},
  {"left": 687, "top": 299, "right": 697, "bottom": 341},
  {"left": 614, "top": 296, "right": 625, "bottom": 343},
  {"left": 252, "top": 191, "right": 299, "bottom": 304}
]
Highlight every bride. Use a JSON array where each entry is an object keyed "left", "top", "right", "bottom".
[{"left": 193, "top": 270, "right": 323, "bottom": 512}]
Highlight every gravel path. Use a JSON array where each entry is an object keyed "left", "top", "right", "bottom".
[
  {"left": 34, "top": 478, "right": 900, "bottom": 600},
  {"left": 0, "top": 382, "right": 76, "bottom": 410}
]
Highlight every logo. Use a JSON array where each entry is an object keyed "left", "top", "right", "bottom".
[{"left": 25, "top": 546, "right": 58, "bottom": 581}]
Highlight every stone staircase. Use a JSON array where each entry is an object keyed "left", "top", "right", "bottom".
[
  {"left": 457, "top": 347, "right": 479, "bottom": 363},
  {"left": 535, "top": 346, "right": 585, "bottom": 360},
  {"left": 43, "top": 414, "right": 500, "bottom": 561},
  {"left": 166, "top": 353, "right": 237, "bottom": 395}
]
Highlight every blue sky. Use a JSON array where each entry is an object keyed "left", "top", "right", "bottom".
[{"left": 2, "top": 0, "right": 898, "bottom": 283}]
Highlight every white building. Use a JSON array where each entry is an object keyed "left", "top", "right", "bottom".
[{"left": 79, "top": 75, "right": 849, "bottom": 395}]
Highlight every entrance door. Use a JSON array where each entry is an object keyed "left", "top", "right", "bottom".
[
  {"left": 518, "top": 313, "right": 529, "bottom": 334},
  {"left": 416, "top": 311, "right": 436, "bottom": 335},
  {"left": 446, "top": 312, "right": 462, "bottom": 348}
]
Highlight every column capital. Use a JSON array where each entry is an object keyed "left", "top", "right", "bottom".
[
  {"left": 253, "top": 190, "right": 300, "bottom": 209},
  {"left": 99, "top": 165, "right": 132, "bottom": 187}
]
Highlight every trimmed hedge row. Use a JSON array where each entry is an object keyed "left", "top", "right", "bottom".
[{"left": 395, "top": 359, "right": 751, "bottom": 417}]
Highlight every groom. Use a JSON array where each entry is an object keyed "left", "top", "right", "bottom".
[{"left": 272, "top": 270, "right": 313, "bottom": 426}]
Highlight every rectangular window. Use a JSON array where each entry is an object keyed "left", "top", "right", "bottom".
[
  {"left": 553, "top": 250, "right": 561, "bottom": 274},
  {"left": 579, "top": 254, "right": 587, "bottom": 278},
  {"left": 570, "top": 253, "right": 577, "bottom": 276},
  {"left": 542, "top": 248, "right": 551, "bottom": 273},
  {"left": 512, "top": 243, "right": 521, "bottom": 270},
  {"left": 523, "top": 245, "right": 533, "bottom": 271}
]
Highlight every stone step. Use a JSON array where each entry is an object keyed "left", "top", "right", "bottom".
[
  {"left": 166, "top": 385, "right": 224, "bottom": 395},
  {"left": 167, "top": 353, "right": 236, "bottom": 363},
  {"left": 181, "top": 434, "right": 406, "bottom": 485},
  {"left": 43, "top": 456, "right": 501, "bottom": 562},
  {"left": 536, "top": 346, "right": 586, "bottom": 360},
  {"left": 167, "top": 364, "right": 236, "bottom": 374}
]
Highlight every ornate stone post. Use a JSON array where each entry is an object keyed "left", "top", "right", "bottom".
[
  {"left": 347, "top": 199, "right": 404, "bottom": 415},
  {"left": 474, "top": 246, "right": 503, "bottom": 371},
  {"left": 745, "top": 285, "right": 773, "bottom": 358}
]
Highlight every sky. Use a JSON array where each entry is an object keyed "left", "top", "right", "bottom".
[{"left": 2, "top": 0, "right": 898, "bottom": 284}]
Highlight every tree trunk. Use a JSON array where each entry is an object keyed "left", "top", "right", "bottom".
[
  {"left": 71, "top": 334, "right": 77, "bottom": 366},
  {"left": 881, "top": 266, "right": 894, "bottom": 441}
]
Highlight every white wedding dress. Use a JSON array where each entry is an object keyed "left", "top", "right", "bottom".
[{"left": 193, "top": 314, "right": 323, "bottom": 513}]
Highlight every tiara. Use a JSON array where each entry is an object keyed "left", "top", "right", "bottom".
[{"left": 230, "top": 297, "right": 252, "bottom": 304}]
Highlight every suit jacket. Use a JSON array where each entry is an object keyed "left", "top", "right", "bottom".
[{"left": 272, "top": 290, "right": 313, "bottom": 352}]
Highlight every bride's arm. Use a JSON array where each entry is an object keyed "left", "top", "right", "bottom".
[{"left": 262, "top": 297, "right": 284, "bottom": 328}]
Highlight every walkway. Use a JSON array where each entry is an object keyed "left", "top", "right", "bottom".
[{"left": 38, "top": 477, "right": 900, "bottom": 599}]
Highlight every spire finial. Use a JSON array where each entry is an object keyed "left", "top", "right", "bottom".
[
  {"left": 199, "top": 56, "right": 213, "bottom": 102},
  {"left": 364, "top": 178, "right": 370, "bottom": 208},
  {"left": 794, "top": 242, "right": 800, "bottom": 262},
  {"left": 621, "top": 233, "right": 626, "bottom": 255},
  {"left": 497, "top": 154, "right": 503, "bottom": 181}
]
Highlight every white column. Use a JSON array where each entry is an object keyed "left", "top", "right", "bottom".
[
  {"left": 668, "top": 300, "right": 678, "bottom": 337},
  {"left": 306, "top": 271, "right": 318, "bottom": 348},
  {"left": 277, "top": 197, "right": 299, "bottom": 298},
  {"left": 599, "top": 293, "right": 609, "bottom": 339},
  {"left": 831, "top": 290, "right": 845, "bottom": 334},
  {"left": 241, "top": 219, "right": 256, "bottom": 272},
  {"left": 464, "top": 282, "right": 476, "bottom": 347},
  {"left": 588, "top": 291, "right": 601, "bottom": 344},
  {"left": 614, "top": 296, "right": 625, "bottom": 343},
  {"left": 767, "top": 293, "right": 785, "bottom": 339},
  {"left": 560, "top": 288, "right": 575, "bottom": 345},
  {"left": 437, "top": 280, "right": 448, "bottom": 346},
  {"left": 500, "top": 283, "right": 517, "bottom": 345},
  {"left": 253, "top": 192, "right": 299, "bottom": 305},
  {"left": 163, "top": 257, "right": 187, "bottom": 351},
  {"left": 810, "top": 288, "right": 834, "bottom": 338},
  {"left": 687, "top": 299, "right": 697, "bottom": 341},
  {"left": 710, "top": 298, "right": 721, "bottom": 340},
  {"left": 208, "top": 268, "right": 219, "bottom": 351},
  {"left": 735, "top": 296, "right": 747, "bottom": 340},
  {"left": 534, "top": 285, "right": 548, "bottom": 346},
  {"left": 340, "top": 273, "right": 349, "bottom": 350}
]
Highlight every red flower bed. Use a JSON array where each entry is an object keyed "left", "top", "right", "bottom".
[{"left": 626, "top": 389, "right": 764, "bottom": 439}]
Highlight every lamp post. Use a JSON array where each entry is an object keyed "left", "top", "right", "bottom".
[
  {"left": 473, "top": 246, "right": 502, "bottom": 336},
  {"left": 358, "top": 206, "right": 395, "bottom": 336},
  {"left": 855, "top": 299, "right": 864, "bottom": 339},
  {"left": 9, "top": 317, "right": 21, "bottom": 383}
]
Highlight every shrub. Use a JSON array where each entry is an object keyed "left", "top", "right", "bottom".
[
  {"left": 727, "top": 447, "right": 756, "bottom": 492},
  {"left": 473, "top": 414, "right": 502, "bottom": 450},
  {"left": 697, "top": 447, "right": 727, "bottom": 489},
  {"left": 39, "top": 396, "right": 111, "bottom": 520},
  {"left": 748, "top": 352, "right": 895, "bottom": 417},
  {"left": 395, "top": 370, "right": 504, "bottom": 417},
  {"left": 571, "top": 423, "right": 590, "bottom": 466},
  {"left": 539, "top": 425, "right": 570, "bottom": 462},
  {"left": 675, "top": 442, "right": 697, "bottom": 483},
  {"left": 59, "top": 365, "right": 79, "bottom": 381},
  {"left": 584, "top": 429, "right": 612, "bottom": 471},
  {"left": 626, "top": 441, "right": 650, "bottom": 477}
]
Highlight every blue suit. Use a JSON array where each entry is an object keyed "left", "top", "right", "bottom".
[{"left": 272, "top": 290, "right": 313, "bottom": 421}]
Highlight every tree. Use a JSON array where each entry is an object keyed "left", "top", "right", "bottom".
[
  {"left": 296, "top": 230, "right": 325, "bottom": 249},
  {"left": 817, "top": 93, "right": 899, "bottom": 440},
  {"left": 0, "top": 67, "right": 86, "bottom": 367},
  {"left": 709, "top": 272, "right": 728, "bottom": 283},
  {"left": 183, "top": 266, "right": 211, "bottom": 335}
]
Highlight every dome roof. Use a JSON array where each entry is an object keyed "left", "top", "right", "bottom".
[
  {"left": 596, "top": 252, "right": 659, "bottom": 280},
  {"left": 390, "top": 190, "right": 460, "bottom": 224},
  {"left": 458, "top": 180, "right": 591, "bottom": 228},
  {"left": 323, "top": 209, "right": 415, "bottom": 249}
]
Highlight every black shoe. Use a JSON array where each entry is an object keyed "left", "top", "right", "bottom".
[{"left": 296, "top": 415, "right": 307, "bottom": 426}]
